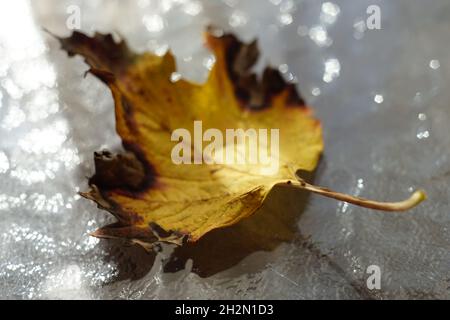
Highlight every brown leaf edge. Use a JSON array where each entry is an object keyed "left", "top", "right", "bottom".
[{"left": 53, "top": 28, "right": 311, "bottom": 251}]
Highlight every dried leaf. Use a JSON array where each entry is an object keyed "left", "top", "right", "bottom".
[
  {"left": 56, "top": 29, "right": 424, "bottom": 251},
  {"left": 57, "top": 30, "right": 322, "bottom": 247}
]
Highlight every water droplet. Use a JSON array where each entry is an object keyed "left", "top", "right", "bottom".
[
  {"left": 203, "top": 55, "right": 216, "bottom": 70},
  {"left": 279, "top": 13, "right": 293, "bottom": 25},
  {"left": 170, "top": 72, "right": 181, "bottom": 83},
  {"left": 320, "top": 2, "right": 340, "bottom": 25},
  {"left": 353, "top": 20, "right": 366, "bottom": 39},
  {"left": 18, "top": 121, "right": 68, "bottom": 154},
  {"left": 142, "top": 14, "right": 164, "bottom": 33},
  {"left": 280, "top": 0, "right": 295, "bottom": 13},
  {"left": 311, "top": 87, "right": 321, "bottom": 96},
  {"left": 323, "top": 58, "right": 340, "bottom": 83},
  {"left": 229, "top": 10, "right": 248, "bottom": 28},
  {"left": 357, "top": 178, "right": 364, "bottom": 189},
  {"left": 147, "top": 40, "right": 168, "bottom": 56},
  {"left": 184, "top": 1, "right": 203, "bottom": 16},
  {"left": 374, "top": 94, "right": 384, "bottom": 104},
  {"left": 209, "top": 28, "right": 224, "bottom": 37},
  {"left": 418, "top": 113, "right": 427, "bottom": 121},
  {"left": 43, "top": 264, "right": 90, "bottom": 299},
  {"left": 429, "top": 59, "right": 440, "bottom": 70},
  {"left": 309, "top": 25, "right": 332, "bottom": 47},
  {"left": 0, "top": 151, "right": 9, "bottom": 173},
  {"left": 1, "top": 105, "right": 26, "bottom": 130},
  {"left": 1, "top": 78, "right": 23, "bottom": 99},
  {"left": 416, "top": 130, "right": 430, "bottom": 140},
  {"left": 278, "top": 64, "right": 289, "bottom": 74},
  {"left": 285, "top": 72, "right": 296, "bottom": 82}
]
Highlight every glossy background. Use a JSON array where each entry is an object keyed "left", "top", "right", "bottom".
[{"left": 1, "top": 0, "right": 449, "bottom": 299}]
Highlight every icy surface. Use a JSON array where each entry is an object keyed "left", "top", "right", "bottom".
[{"left": 1, "top": 0, "right": 450, "bottom": 299}]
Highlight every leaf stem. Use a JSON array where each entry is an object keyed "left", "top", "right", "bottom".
[{"left": 278, "top": 174, "right": 426, "bottom": 212}]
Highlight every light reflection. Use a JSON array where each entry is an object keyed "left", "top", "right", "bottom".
[
  {"left": 29, "top": 192, "right": 65, "bottom": 213},
  {"left": 0, "top": 0, "right": 72, "bottom": 187},
  {"left": 160, "top": 0, "right": 175, "bottom": 13},
  {"left": 147, "top": 40, "right": 169, "bottom": 56},
  {"left": 429, "top": 59, "right": 440, "bottom": 70},
  {"left": 9, "top": 146, "right": 80, "bottom": 184},
  {"left": 143, "top": 14, "right": 165, "bottom": 33},
  {"left": 320, "top": 2, "right": 340, "bottom": 25},
  {"left": 82, "top": 235, "right": 100, "bottom": 250},
  {"left": 0, "top": 63, "right": 7, "bottom": 78},
  {"left": 357, "top": 178, "right": 364, "bottom": 189},
  {"left": 229, "top": 10, "right": 248, "bottom": 28},
  {"left": 25, "top": 88, "right": 60, "bottom": 122},
  {"left": 323, "top": 58, "right": 340, "bottom": 83},
  {"left": 43, "top": 264, "right": 90, "bottom": 300},
  {"left": 1, "top": 105, "right": 26, "bottom": 130},
  {"left": 18, "top": 121, "right": 68, "bottom": 154},
  {"left": 374, "top": 94, "right": 384, "bottom": 104},
  {"left": 0, "top": 192, "right": 76, "bottom": 214},
  {"left": 202, "top": 55, "right": 216, "bottom": 71},
  {"left": 0, "top": 1, "right": 47, "bottom": 62},
  {"left": 353, "top": 20, "right": 366, "bottom": 40},
  {"left": 285, "top": 72, "right": 296, "bottom": 82},
  {"left": 280, "top": 0, "right": 295, "bottom": 13},
  {"left": 278, "top": 64, "right": 289, "bottom": 74},
  {"left": 417, "top": 130, "right": 430, "bottom": 140},
  {"left": 55, "top": 148, "right": 81, "bottom": 168},
  {"left": 309, "top": 25, "right": 332, "bottom": 47},
  {"left": 311, "top": 87, "right": 321, "bottom": 96},
  {"left": 0, "top": 151, "right": 9, "bottom": 173},
  {"left": 3, "top": 225, "right": 56, "bottom": 254},
  {"left": 170, "top": 71, "right": 182, "bottom": 83},
  {"left": 183, "top": 1, "right": 203, "bottom": 16},
  {"left": 0, "top": 0, "right": 117, "bottom": 299},
  {"left": 11, "top": 59, "right": 56, "bottom": 93},
  {"left": 339, "top": 178, "right": 364, "bottom": 214},
  {"left": 10, "top": 169, "right": 47, "bottom": 185},
  {"left": 278, "top": 13, "right": 293, "bottom": 25},
  {"left": 1, "top": 78, "right": 23, "bottom": 99}
]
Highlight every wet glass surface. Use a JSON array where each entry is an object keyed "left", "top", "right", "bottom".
[{"left": 1, "top": 0, "right": 450, "bottom": 299}]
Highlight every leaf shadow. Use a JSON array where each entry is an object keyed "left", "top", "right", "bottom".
[
  {"left": 163, "top": 170, "right": 315, "bottom": 278},
  {"left": 101, "top": 239, "right": 158, "bottom": 281},
  {"left": 93, "top": 170, "right": 314, "bottom": 281}
]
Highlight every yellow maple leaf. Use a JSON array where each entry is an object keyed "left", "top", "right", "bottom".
[{"left": 56, "top": 29, "right": 425, "bottom": 250}]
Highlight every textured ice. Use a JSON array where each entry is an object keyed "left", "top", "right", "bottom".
[{"left": 1, "top": 0, "right": 450, "bottom": 299}]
